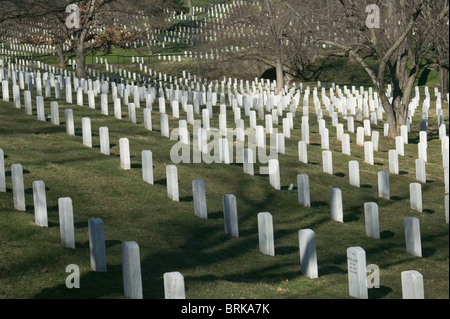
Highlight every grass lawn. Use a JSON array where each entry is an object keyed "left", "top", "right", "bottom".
[{"left": 0, "top": 62, "right": 448, "bottom": 299}]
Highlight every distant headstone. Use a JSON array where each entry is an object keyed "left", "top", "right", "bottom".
[
  {"left": 445, "top": 194, "right": 449, "bottom": 224},
  {"left": 349, "top": 160, "right": 360, "bottom": 187},
  {"left": 410, "top": 183, "right": 422, "bottom": 212},
  {"left": 65, "top": 109, "right": 75, "bottom": 136},
  {"left": 82, "top": 117, "right": 92, "bottom": 148},
  {"left": 166, "top": 165, "right": 179, "bottom": 202},
  {"left": 415, "top": 159, "right": 426, "bottom": 183},
  {"left": 36, "top": 96, "right": 45, "bottom": 121},
  {"left": 388, "top": 150, "right": 399, "bottom": 174},
  {"left": 395, "top": 136, "right": 404, "bottom": 156},
  {"left": 160, "top": 113, "right": 169, "bottom": 137},
  {"left": 298, "top": 141, "right": 308, "bottom": 163},
  {"left": 58, "top": 197, "right": 75, "bottom": 249},
  {"left": 99, "top": 127, "right": 110, "bottom": 155},
  {"left": 88, "top": 218, "right": 107, "bottom": 272},
  {"left": 192, "top": 179, "right": 207, "bottom": 219},
  {"left": 114, "top": 98, "right": 122, "bottom": 119},
  {"left": 378, "top": 171, "right": 390, "bottom": 199},
  {"left": 329, "top": 188, "right": 343, "bottom": 223},
  {"left": 342, "top": 134, "right": 351, "bottom": 155},
  {"left": 101, "top": 94, "right": 108, "bottom": 115},
  {"left": 321, "top": 128, "right": 329, "bottom": 150},
  {"left": 364, "top": 141, "right": 374, "bottom": 165},
  {"left": 356, "top": 127, "right": 364, "bottom": 146},
  {"left": 364, "top": 202, "right": 380, "bottom": 239},
  {"left": 141, "top": 150, "right": 154, "bottom": 185},
  {"left": 223, "top": 194, "right": 239, "bottom": 237},
  {"left": 322, "top": 151, "right": 333, "bottom": 175},
  {"left": 243, "top": 148, "right": 254, "bottom": 175},
  {"left": 143, "top": 109, "right": 152, "bottom": 131},
  {"left": 24, "top": 91, "right": 32, "bottom": 115},
  {"left": 0, "top": 149, "right": 5, "bottom": 192},
  {"left": 295, "top": 174, "right": 310, "bottom": 207},
  {"left": 268, "top": 159, "right": 280, "bottom": 190},
  {"left": 50, "top": 101, "right": 59, "bottom": 125},
  {"left": 32, "top": 180, "right": 48, "bottom": 227},
  {"left": 119, "top": 138, "right": 131, "bottom": 170},
  {"left": 11, "top": 164, "right": 25, "bottom": 211}
]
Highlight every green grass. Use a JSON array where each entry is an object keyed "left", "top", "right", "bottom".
[{"left": 0, "top": 68, "right": 448, "bottom": 299}]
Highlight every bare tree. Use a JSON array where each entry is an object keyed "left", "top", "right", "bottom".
[
  {"left": 225, "top": 0, "right": 296, "bottom": 93},
  {"left": 423, "top": 0, "right": 449, "bottom": 100},
  {"left": 285, "top": 0, "right": 448, "bottom": 138}
]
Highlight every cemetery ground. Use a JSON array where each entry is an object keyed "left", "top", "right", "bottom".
[{"left": 0, "top": 66, "right": 448, "bottom": 299}]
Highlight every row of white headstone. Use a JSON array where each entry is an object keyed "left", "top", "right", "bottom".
[
  {"left": 0, "top": 143, "right": 189, "bottom": 299},
  {"left": 1, "top": 48, "right": 448, "bottom": 300}
]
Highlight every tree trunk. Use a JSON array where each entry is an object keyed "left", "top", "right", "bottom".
[
  {"left": 56, "top": 45, "right": 69, "bottom": 69},
  {"left": 275, "top": 43, "right": 284, "bottom": 94},
  {"left": 440, "top": 66, "right": 449, "bottom": 101},
  {"left": 188, "top": 0, "right": 193, "bottom": 17},
  {"left": 146, "top": 41, "right": 153, "bottom": 56},
  {"left": 76, "top": 41, "right": 87, "bottom": 79}
]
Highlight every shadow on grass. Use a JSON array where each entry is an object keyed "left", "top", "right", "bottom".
[
  {"left": 276, "top": 246, "right": 298, "bottom": 255},
  {"left": 154, "top": 178, "right": 167, "bottom": 186},
  {"left": 180, "top": 195, "right": 193, "bottom": 202},
  {"left": 369, "top": 286, "right": 393, "bottom": 299},
  {"left": 380, "top": 231, "right": 395, "bottom": 239}
]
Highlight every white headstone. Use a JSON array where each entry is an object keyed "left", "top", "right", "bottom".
[
  {"left": 82, "top": 117, "right": 92, "bottom": 148},
  {"left": 50, "top": 101, "right": 59, "bottom": 125},
  {"left": 410, "top": 183, "right": 422, "bottom": 212},
  {"left": 388, "top": 150, "right": 399, "bottom": 174},
  {"left": 99, "top": 127, "right": 110, "bottom": 155},
  {"left": 58, "top": 197, "right": 75, "bottom": 249},
  {"left": 243, "top": 148, "right": 254, "bottom": 175},
  {"left": 378, "top": 171, "right": 390, "bottom": 199},
  {"left": 395, "top": 136, "right": 404, "bottom": 156},
  {"left": 342, "top": 134, "right": 351, "bottom": 156},
  {"left": 298, "top": 141, "right": 308, "bottom": 163},
  {"left": 322, "top": 151, "right": 333, "bottom": 175},
  {"left": 119, "top": 138, "right": 131, "bottom": 170},
  {"left": 268, "top": 159, "right": 280, "bottom": 190},
  {"left": 297, "top": 174, "right": 310, "bottom": 207},
  {"left": 142, "top": 150, "right": 154, "bottom": 185},
  {"left": 0, "top": 149, "right": 5, "bottom": 192},
  {"left": 89, "top": 218, "right": 107, "bottom": 272},
  {"left": 364, "top": 141, "right": 374, "bottom": 165},
  {"left": 329, "top": 188, "right": 343, "bottom": 223},
  {"left": 11, "top": 164, "right": 25, "bottom": 211},
  {"left": 160, "top": 114, "right": 169, "bottom": 137},
  {"left": 405, "top": 217, "right": 422, "bottom": 257},
  {"left": 298, "top": 229, "right": 318, "bottom": 278},
  {"left": 401, "top": 270, "right": 424, "bottom": 299},
  {"left": 193, "top": 179, "right": 207, "bottom": 219},
  {"left": 121, "top": 241, "right": 143, "bottom": 299},
  {"left": 166, "top": 165, "right": 179, "bottom": 202},
  {"left": 349, "top": 160, "right": 360, "bottom": 188},
  {"left": 223, "top": 194, "right": 239, "bottom": 237},
  {"left": 258, "top": 212, "right": 275, "bottom": 256},
  {"left": 364, "top": 202, "right": 380, "bottom": 239},
  {"left": 347, "top": 246, "right": 368, "bottom": 299},
  {"left": 32, "top": 180, "right": 48, "bottom": 227},
  {"left": 415, "top": 159, "right": 426, "bottom": 183},
  {"left": 164, "top": 272, "right": 186, "bottom": 299}
]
